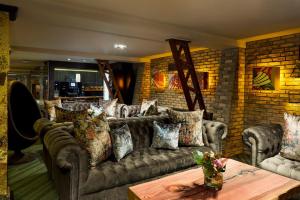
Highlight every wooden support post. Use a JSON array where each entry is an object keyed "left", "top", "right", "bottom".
[
  {"left": 167, "top": 39, "right": 208, "bottom": 118},
  {"left": 96, "top": 60, "right": 124, "bottom": 103}
]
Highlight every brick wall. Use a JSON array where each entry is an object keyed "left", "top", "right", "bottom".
[
  {"left": 133, "top": 33, "right": 300, "bottom": 156},
  {"left": 245, "top": 33, "right": 300, "bottom": 127},
  {"left": 149, "top": 49, "right": 221, "bottom": 113}
]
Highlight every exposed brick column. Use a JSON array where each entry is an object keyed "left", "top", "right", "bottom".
[
  {"left": 214, "top": 48, "right": 239, "bottom": 124},
  {"left": 213, "top": 48, "right": 246, "bottom": 156},
  {"left": 132, "top": 62, "right": 151, "bottom": 104},
  {"left": 0, "top": 11, "right": 10, "bottom": 198}
]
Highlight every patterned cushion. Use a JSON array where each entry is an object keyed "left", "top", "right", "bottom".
[
  {"left": 88, "top": 104, "right": 104, "bottom": 118},
  {"left": 104, "top": 99, "right": 118, "bottom": 117},
  {"left": 55, "top": 106, "right": 88, "bottom": 123},
  {"left": 167, "top": 109, "right": 204, "bottom": 147},
  {"left": 140, "top": 99, "right": 158, "bottom": 116},
  {"left": 280, "top": 113, "right": 300, "bottom": 161},
  {"left": 151, "top": 121, "right": 181, "bottom": 150},
  {"left": 44, "top": 99, "right": 62, "bottom": 121},
  {"left": 74, "top": 113, "right": 112, "bottom": 167},
  {"left": 110, "top": 124, "right": 133, "bottom": 161}
]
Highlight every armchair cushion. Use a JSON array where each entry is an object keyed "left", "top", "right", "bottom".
[
  {"left": 280, "top": 113, "right": 300, "bottom": 161},
  {"left": 259, "top": 154, "right": 300, "bottom": 181}
]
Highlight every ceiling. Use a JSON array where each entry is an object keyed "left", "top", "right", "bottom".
[{"left": 2, "top": 0, "right": 300, "bottom": 63}]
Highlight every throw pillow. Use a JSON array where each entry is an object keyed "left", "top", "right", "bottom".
[
  {"left": 167, "top": 109, "right": 204, "bottom": 147},
  {"left": 140, "top": 99, "right": 158, "bottom": 116},
  {"left": 110, "top": 124, "right": 133, "bottom": 161},
  {"left": 151, "top": 121, "right": 181, "bottom": 150},
  {"left": 44, "top": 99, "right": 62, "bottom": 121},
  {"left": 74, "top": 112, "right": 112, "bottom": 167},
  {"left": 55, "top": 106, "right": 88, "bottom": 123},
  {"left": 280, "top": 113, "right": 300, "bottom": 161},
  {"left": 103, "top": 98, "right": 118, "bottom": 117},
  {"left": 88, "top": 104, "right": 104, "bottom": 118}
]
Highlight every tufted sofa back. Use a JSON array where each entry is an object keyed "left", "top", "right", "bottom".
[{"left": 108, "top": 115, "right": 169, "bottom": 150}]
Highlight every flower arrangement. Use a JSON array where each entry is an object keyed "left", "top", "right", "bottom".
[{"left": 193, "top": 151, "right": 227, "bottom": 190}]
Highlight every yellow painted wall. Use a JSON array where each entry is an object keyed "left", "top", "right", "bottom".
[{"left": 0, "top": 11, "right": 10, "bottom": 198}]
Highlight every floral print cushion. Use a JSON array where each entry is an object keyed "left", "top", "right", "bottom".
[
  {"left": 103, "top": 98, "right": 118, "bottom": 117},
  {"left": 110, "top": 124, "right": 133, "bottom": 161},
  {"left": 55, "top": 106, "right": 88, "bottom": 123},
  {"left": 44, "top": 99, "right": 62, "bottom": 121},
  {"left": 280, "top": 113, "right": 300, "bottom": 161},
  {"left": 167, "top": 109, "right": 204, "bottom": 147},
  {"left": 151, "top": 121, "right": 181, "bottom": 150},
  {"left": 140, "top": 99, "right": 158, "bottom": 116},
  {"left": 74, "top": 112, "right": 112, "bottom": 167},
  {"left": 88, "top": 104, "right": 104, "bottom": 118}
]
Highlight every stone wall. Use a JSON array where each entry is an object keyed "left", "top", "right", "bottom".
[
  {"left": 245, "top": 33, "right": 300, "bottom": 127},
  {"left": 0, "top": 12, "right": 9, "bottom": 199}
]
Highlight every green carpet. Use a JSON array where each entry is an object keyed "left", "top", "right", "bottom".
[{"left": 8, "top": 145, "right": 58, "bottom": 200}]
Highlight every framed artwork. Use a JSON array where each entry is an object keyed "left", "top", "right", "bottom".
[
  {"left": 168, "top": 72, "right": 182, "bottom": 92},
  {"left": 151, "top": 67, "right": 166, "bottom": 92},
  {"left": 168, "top": 71, "right": 209, "bottom": 92},
  {"left": 252, "top": 67, "right": 280, "bottom": 90}
]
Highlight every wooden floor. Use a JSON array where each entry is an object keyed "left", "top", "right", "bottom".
[
  {"left": 7, "top": 145, "right": 250, "bottom": 200},
  {"left": 8, "top": 145, "right": 58, "bottom": 200}
]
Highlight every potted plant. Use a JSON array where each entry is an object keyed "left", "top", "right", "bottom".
[{"left": 193, "top": 151, "right": 227, "bottom": 190}]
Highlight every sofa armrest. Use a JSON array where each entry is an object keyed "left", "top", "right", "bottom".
[
  {"left": 34, "top": 118, "right": 74, "bottom": 141},
  {"left": 43, "top": 127, "right": 89, "bottom": 200},
  {"left": 123, "top": 105, "right": 141, "bottom": 118},
  {"left": 202, "top": 120, "right": 228, "bottom": 154},
  {"left": 242, "top": 124, "right": 283, "bottom": 166}
]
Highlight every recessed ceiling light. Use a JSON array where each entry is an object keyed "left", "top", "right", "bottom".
[
  {"left": 67, "top": 58, "right": 71, "bottom": 61},
  {"left": 114, "top": 44, "right": 127, "bottom": 50}
]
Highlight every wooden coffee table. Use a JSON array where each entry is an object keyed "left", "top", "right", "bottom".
[{"left": 128, "top": 159, "right": 300, "bottom": 200}]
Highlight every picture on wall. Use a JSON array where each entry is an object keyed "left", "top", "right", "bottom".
[
  {"left": 168, "top": 71, "right": 182, "bottom": 91},
  {"left": 151, "top": 67, "right": 166, "bottom": 92},
  {"left": 252, "top": 67, "right": 280, "bottom": 90},
  {"left": 167, "top": 71, "right": 208, "bottom": 92}
]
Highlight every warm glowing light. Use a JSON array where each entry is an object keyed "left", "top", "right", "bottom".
[{"left": 114, "top": 44, "right": 127, "bottom": 50}]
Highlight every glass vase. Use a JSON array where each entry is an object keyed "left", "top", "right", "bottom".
[{"left": 203, "top": 168, "right": 223, "bottom": 190}]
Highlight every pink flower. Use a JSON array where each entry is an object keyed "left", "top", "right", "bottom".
[{"left": 213, "top": 159, "right": 223, "bottom": 169}]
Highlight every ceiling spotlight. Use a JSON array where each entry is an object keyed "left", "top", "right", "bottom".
[
  {"left": 114, "top": 44, "right": 127, "bottom": 50},
  {"left": 67, "top": 58, "right": 71, "bottom": 61}
]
